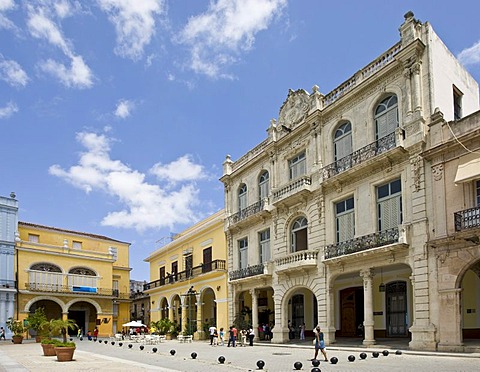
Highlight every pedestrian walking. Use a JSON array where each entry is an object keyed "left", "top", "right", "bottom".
[
  {"left": 312, "top": 325, "right": 328, "bottom": 362},
  {"left": 209, "top": 324, "right": 216, "bottom": 345},
  {"left": 0, "top": 327, "right": 6, "bottom": 340},
  {"left": 248, "top": 326, "right": 255, "bottom": 346},
  {"left": 219, "top": 327, "right": 225, "bottom": 346}
]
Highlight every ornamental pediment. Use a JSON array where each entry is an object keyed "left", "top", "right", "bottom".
[{"left": 278, "top": 89, "right": 310, "bottom": 130}]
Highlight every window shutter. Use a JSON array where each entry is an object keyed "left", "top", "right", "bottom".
[
  {"left": 335, "top": 134, "right": 352, "bottom": 160},
  {"left": 379, "top": 195, "right": 401, "bottom": 231},
  {"left": 337, "top": 211, "right": 355, "bottom": 242},
  {"left": 376, "top": 114, "right": 388, "bottom": 139}
]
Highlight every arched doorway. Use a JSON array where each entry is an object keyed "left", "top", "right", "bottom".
[
  {"left": 285, "top": 287, "right": 318, "bottom": 339},
  {"left": 202, "top": 288, "right": 216, "bottom": 326},
  {"left": 160, "top": 298, "right": 169, "bottom": 319},
  {"left": 29, "top": 299, "right": 62, "bottom": 320},
  {"left": 339, "top": 287, "right": 364, "bottom": 337},
  {"left": 67, "top": 301, "right": 98, "bottom": 336},
  {"left": 386, "top": 281, "right": 408, "bottom": 337},
  {"left": 461, "top": 261, "right": 480, "bottom": 342}
]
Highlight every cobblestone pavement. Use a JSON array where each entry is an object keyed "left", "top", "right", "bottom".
[{"left": 1, "top": 338, "right": 479, "bottom": 372}]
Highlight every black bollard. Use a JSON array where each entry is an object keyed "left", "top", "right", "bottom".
[
  {"left": 330, "top": 357, "right": 338, "bottom": 364},
  {"left": 104, "top": 340, "right": 108, "bottom": 344},
  {"left": 111, "top": 341, "right": 115, "bottom": 345},
  {"left": 69, "top": 338, "right": 73, "bottom": 342},
  {"left": 348, "top": 355, "right": 355, "bottom": 362},
  {"left": 152, "top": 347, "right": 157, "bottom": 353},
  {"left": 218, "top": 356, "right": 225, "bottom": 364},
  {"left": 382, "top": 350, "right": 389, "bottom": 356},
  {"left": 128, "top": 344, "right": 133, "bottom": 349},
  {"left": 372, "top": 351, "right": 379, "bottom": 358},
  {"left": 294, "top": 361, "right": 303, "bottom": 370},
  {"left": 191, "top": 352, "right": 197, "bottom": 359},
  {"left": 311, "top": 368, "right": 321, "bottom": 372},
  {"left": 119, "top": 342, "right": 123, "bottom": 347},
  {"left": 395, "top": 350, "right": 402, "bottom": 355},
  {"left": 312, "top": 359, "right": 320, "bottom": 367},
  {"left": 360, "top": 352, "right": 367, "bottom": 359},
  {"left": 256, "top": 360, "right": 265, "bottom": 370},
  {"left": 80, "top": 337, "right": 83, "bottom": 341},
  {"left": 139, "top": 345, "right": 144, "bottom": 350},
  {"left": 170, "top": 349, "right": 176, "bottom": 355}
]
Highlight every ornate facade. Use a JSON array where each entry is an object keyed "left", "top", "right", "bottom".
[
  {"left": 220, "top": 12, "right": 479, "bottom": 350},
  {"left": 145, "top": 210, "right": 228, "bottom": 339},
  {"left": 16, "top": 221, "right": 131, "bottom": 337}
]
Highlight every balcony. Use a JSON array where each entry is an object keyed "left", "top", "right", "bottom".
[
  {"left": 274, "top": 250, "right": 319, "bottom": 274},
  {"left": 229, "top": 263, "right": 272, "bottom": 281},
  {"left": 272, "top": 176, "right": 312, "bottom": 205},
  {"left": 454, "top": 207, "right": 480, "bottom": 231},
  {"left": 321, "top": 131, "right": 405, "bottom": 183},
  {"left": 324, "top": 227, "right": 401, "bottom": 259},
  {"left": 227, "top": 198, "right": 270, "bottom": 228},
  {"left": 144, "top": 259, "right": 226, "bottom": 291},
  {"left": 25, "top": 283, "right": 130, "bottom": 299},
  {"left": 0, "top": 280, "right": 16, "bottom": 289}
]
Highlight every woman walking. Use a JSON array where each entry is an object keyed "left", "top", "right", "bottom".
[{"left": 312, "top": 325, "right": 328, "bottom": 362}]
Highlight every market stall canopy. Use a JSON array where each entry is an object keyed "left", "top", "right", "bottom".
[{"left": 122, "top": 321, "right": 146, "bottom": 327}]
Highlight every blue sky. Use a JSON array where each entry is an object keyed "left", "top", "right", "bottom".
[{"left": 1, "top": 0, "right": 480, "bottom": 280}]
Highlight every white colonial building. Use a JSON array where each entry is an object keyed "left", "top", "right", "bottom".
[{"left": 220, "top": 11, "right": 479, "bottom": 351}]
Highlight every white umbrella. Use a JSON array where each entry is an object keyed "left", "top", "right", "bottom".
[{"left": 122, "top": 321, "right": 146, "bottom": 327}]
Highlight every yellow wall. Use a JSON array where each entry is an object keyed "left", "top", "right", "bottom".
[
  {"left": 145, "top": 210, "right": 228, "bottom": 337},
  {"left": 16, "top": 222, "right": 131, "bottom": 337}
]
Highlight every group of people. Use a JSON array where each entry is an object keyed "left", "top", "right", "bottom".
[
  {"left": 257, "top": 323, "right": 272, "bottom": 340},
  {"left": 208, "top": 324, "right": 255, "bottom": 347}
]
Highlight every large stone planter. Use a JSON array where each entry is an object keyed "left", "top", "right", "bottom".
[
  {"left": 55, "top": 346, "right": 76, "bottom": 362},
  {"left": 41, "top": 343, "right": 57, "bottom": 356},
  {"left": 12, "top": 335, "right": 23, "bottom": 344}
]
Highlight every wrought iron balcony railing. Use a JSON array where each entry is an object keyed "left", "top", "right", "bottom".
[
  {"left": 229, "top": 264, "right": 265, "bottom": 281},
  {"left": 144, "top": 259, "right": 226, "bottom": 291},
  {"left": 25, "top": 283, "right": 130, "bottom": 299},
  {"left": 0, "top": 280, "right": 15, "bottom": 289},
  {"left": 321, "top": 131, "right": 397, "bottom": 181},
  {"left": 454, "top": 207, "right": 480, "bottom": 231},
  {"left": 228, "top": 199, "right": 268, "bottom": 226},
  {"left": 324, "top": 227, "right": 400, "bottom": 259}
]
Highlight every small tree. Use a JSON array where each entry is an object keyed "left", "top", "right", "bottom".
[
  {"left": 49, "top": 319, "right": 78, "bottom": 343},
  {"left": 26, "top": 307, "right": 49, "bottom": 337},
  {"left": 6, "top": 317, "right": 28, "bottom": 336},
  {"left": 152, "top": 318, "right": 174, "bottom": 335}
]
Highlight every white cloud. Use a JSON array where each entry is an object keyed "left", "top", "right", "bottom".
[
  {"left": 150, "top": 155, "right": 206, "bottom": 183},
  {"left": 39, "top": 55, "right": 93, "bottom": 89},
  {"left": 177, "top": 0, "right": 286, "bottom": 78},
  {"left": 49, "top": 131, "right": 204, "bottom": 231},
  {"left": 458, "top": 40, "right": 480, "bottom": 66},
  {"left": 26, "top": 3, "right": 94, "bottom": 89},
  {"left": 0, "top": 0, "right": 17, "bottom": 32},
  {"left": 0, "top": 57, "right": 29, "bottom": 87},
  {"left": 0, "top": 101, "right": 18, "bottom": 119},
  {"left": 97, "top": 0, "right": 166, "bottom": 61},
  {"left": 114, "top": 99, "right": 134, "bottom": 119}
]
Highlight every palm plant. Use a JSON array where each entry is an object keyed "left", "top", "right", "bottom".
[{"left": 49, "top": 319, "right": 78, "bottom": 343}]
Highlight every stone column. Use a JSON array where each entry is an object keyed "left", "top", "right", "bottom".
[
  {"left": 324, "top": 283, "right": 336, "bottom": 344},
  {"left": 62, "top": 312, "right": 69, "bottom": 321},
  {"left": 168, "top": 304, "right": 174, "bottom": 321},
  {"left": 250, "top": 289, "right": 259, "bottom": 340},
  {"left": 360, "top": 269, "right": 376, "bottom": 346},
  {"left": 0, "top": 296, "right": 5, "bottom": 325},
  {"left": 412, "top": 62, "right": 422, "bottom": 112},
  {"left": 195, "top": 294, "right": 203, "bottom": 339},
  {"left": 437, "top": 288, "right": 463, "bottom": 352},
  {"left": 403, "top": 67, "right": 412, "bottom": 116},
  {"left": 181, "top": 303, "right": 189, "bottom": 334}
]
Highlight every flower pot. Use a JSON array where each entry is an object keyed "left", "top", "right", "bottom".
[
  {"left": 12, "top": 335, "right": 23, "bottom": 344},
  {"left": 55, "top": 346, "right": 76, "bottom": 362},
  {"left": 41, "top": 343, "right": 57, "bottom": 356}
]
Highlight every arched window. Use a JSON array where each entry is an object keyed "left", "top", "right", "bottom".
[
  {"left": 238, "top": 184, "right": 247, "bottom": 212},
  {"left": 291, "top": 216, "right": 308, "bottom": 252},
  {"left": 68, "top": 267, "right": 96, "bottom": 276},
  {"left": 30, "top": 263, "right": 62, "bottom": 272},
  {"left": 259, "top": 171, "right": 269, "bottom": 200},
  {"left": 334, "top": 122, "right": 352, "bottom": 161},
  {"left": 375, "top": 95, "right": 398, "bottom": 140},
  {"left": 68, "top": 267, "right": 98, "bottom": 289}
]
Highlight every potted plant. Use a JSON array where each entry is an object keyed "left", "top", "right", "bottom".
[
  {"left": 49, "top": 319, "right": 78, "bottom": 362},
  {"left": 40, "top": 338, "right": 60, "bottom": 356},
  {"left": 6, "top": 317, "right": 28, "bottom": 344},
  {"left": 153, "top": 318, "right": 175, "bottom": 340},
  {"left": 26, "top": 307, "right": 48, "bottom": 342}
]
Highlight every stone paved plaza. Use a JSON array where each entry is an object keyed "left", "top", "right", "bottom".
[{"left": 1, "top": 338, "right": 479, "bottom": 372}]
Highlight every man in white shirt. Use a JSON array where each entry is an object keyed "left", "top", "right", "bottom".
[{"left": 209, "top": 324, "right": 216, "bottom": 345}]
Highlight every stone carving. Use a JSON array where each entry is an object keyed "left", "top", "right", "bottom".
[
  {"left": 432, "top": 164, "right": 443, "bottom": 181},
  {"left": 410, "top": 155, "right": 422, "bottom": 192},
  {"left": 278, "top": 89, "right": 310, "bottom": 130}
]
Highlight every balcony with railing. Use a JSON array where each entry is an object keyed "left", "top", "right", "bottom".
[
  {"left": 321, "top": 131, "right": 405, "bottom": 183},
  {"left": 272, "top": 176, "right": 312, "bottom": 205},
  {"left": 227, "top": 198, "right": 270, "bottom": 228},
  {"left": 144, "top": 259, "right": 226, "bottom": 291},
  {"left": 274, "top": 250, "right": 319, "bottom": 273},
  {"left": 454, "top": 207, "right": 480, "bottom": 231},
  {"left": 0, "top": 279, "right": 16, "bottom": 289},
  {"left": 324, "top": 227, "right": 401, "bottom": 259},
  {"left": 25, "top": 282, "right": 130, "bottom": 299},
  {"left": 229, "top": 262, "right": 272, "bottom": 281}
]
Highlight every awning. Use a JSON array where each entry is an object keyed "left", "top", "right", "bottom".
[{"left": 454, "top": 153, "right": 480, "bottom": 184}]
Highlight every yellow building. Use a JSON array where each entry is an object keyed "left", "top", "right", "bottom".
[
  {"left": 16, "top": 222, "right": 131, "bottom": 337},
  {"left": 144, "top": 210, "right": 228, "bottom": 339}
]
